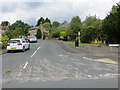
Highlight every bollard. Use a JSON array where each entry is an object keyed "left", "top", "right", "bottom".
[{"left": 75, "top": 40, "right": 79, "bottom": 47}]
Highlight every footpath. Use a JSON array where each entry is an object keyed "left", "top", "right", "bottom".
[
  {"left": 57, "top": 41, "right": 119, "bottom": 64},
  {"left": 0, "top": 49, "right": 7, "bottom": 55}
]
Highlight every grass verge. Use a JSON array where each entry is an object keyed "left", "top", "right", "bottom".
[{"left": 63, "top": 41, "right": 91, "bottom": 46}]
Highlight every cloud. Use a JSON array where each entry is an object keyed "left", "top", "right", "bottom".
[
  {"left": 0, "top": 2, "right": 73, "bottom": 25},
  {"left": 118, "top": 1, "right": 120, "bottom": 5},
  {"left": 0, "top": 2, "right": 18, "bottom": 13},
  {"left": 71, "top": 0, "right": 119, "bottom": 20},
  {"left": 0, "top": 0, "right": 119, "bottom": 25}
]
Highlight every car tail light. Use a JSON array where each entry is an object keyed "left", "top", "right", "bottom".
[
  {"left": 7, "top": 44, "right": 10, "bottom": 46},
  {"left": 17, "top": 43, "right": 22, "bottom": 45},
  {"left": 26, "top": 38, "right": 30, "bottom": 41}
]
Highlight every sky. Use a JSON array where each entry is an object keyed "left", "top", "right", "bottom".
[{"left": 0, "top": 0, "right": 120, "bottom": 26}]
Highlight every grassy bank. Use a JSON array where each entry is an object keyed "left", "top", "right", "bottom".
[{"left": 63, "top": 41, "right": 91, "bottom": 46}]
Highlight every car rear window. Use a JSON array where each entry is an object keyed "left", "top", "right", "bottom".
[
  {"left": 9, "top": 40, "right": 20, "bottom": 43},
  {"left": 30, "top": 36, "right": 36, "bottom": 39}
]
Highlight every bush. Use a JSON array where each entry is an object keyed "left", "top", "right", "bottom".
[
  {"left": 60, "top": 31, "right": 67, "bottom": 37},
  {"left": 2, "top": 42, "right": 7, "bottom": 49},
  {"left": 43, "top": 32, "right": 46, "bottom": 40},
  {"left": 1, "top": 35, "right": 9, "bottom": 49},
  {"left": 91, "top": 39, "right": 102, "bottom": 44},
  {"left": 49, "top": 29, "right": 61, "bottom": 38},
  {"left": 1, "top": 35, "right": 9, "bottom": 42},
  {"left": 80, "top": 35, "right": 91, "bottom": 43},
  {"left": 3, "top": 30, "right": 20, "bottom": 39}
]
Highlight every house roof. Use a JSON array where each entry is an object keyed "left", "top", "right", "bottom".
[
  {"left": 29, "top": 26, "right": 40, "bottom": 30},
  {"left": 58, "top": 24, "right": 69, "bottom": 28},
  {"left": 0, "top": 26, "right": 8, "bottom": 29}
]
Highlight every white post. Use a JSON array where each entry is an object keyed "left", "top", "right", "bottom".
[{"left": 78, "top": 32, "right": 81, "bottom": 44}]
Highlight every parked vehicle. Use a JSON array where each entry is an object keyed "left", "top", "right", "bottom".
[
  {"left": 26, "top": 37, "right": 30, "bottom": 42},
  {"left": 19, "top": 36, "right": 27, "bottom": 40},
  {"left": 27, "top": 36, "right": 37, "bottom": 43},
  {"left": 7, "top": 38, "right": 30, "bottom": 52}
]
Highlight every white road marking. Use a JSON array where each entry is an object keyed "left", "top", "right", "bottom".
[
  {"left": 18, "top": 73, "right": 21, "bottom": 76},
  {"left": 31, "top": 51, "right": 37, "bottom": 58},
  {"left": 18, "top": 62, "right": 29, "bottom": 76},
  {"left": 37, "top": 46, "right": 41, "bottom": 50},
  {"left": 23, "top": 62, "right": 28, "bottom": 69},
  {"left": 58, "top": 54, "right": 63, "bottom": 56},
  {"left": 83, "top": 57, "right": 93, "bottom": 60},
  {"left": 20, "top": 69, "right": 23, "bottom": 72}
]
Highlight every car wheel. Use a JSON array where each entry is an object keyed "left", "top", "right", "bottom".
[
  {"left": 7, "top": 50, "right": 10, "bottom": 53},
  {"left": 22, "top": 46, "right": 25, "bottom": 52}
]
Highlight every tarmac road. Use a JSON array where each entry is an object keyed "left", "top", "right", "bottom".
[{"left": 2, "top": 40, "right": 118, "bottom": 88}]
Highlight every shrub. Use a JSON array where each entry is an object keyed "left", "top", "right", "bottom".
[
  {"left": 1, "top": 35, "right": 9, "bottom": 49},
  {"left": 80, "top": 35, "right": 91, "bottom": 43},
  {"left": 60, "top": 31, "right": 67, "bottom": 36},
  {"left": 43, "top": 32, "right": 46, "bottom": 40},
  {"left": 91, "top": 39, "right": 102, "bottom": 44},
  {"left": 1, "top": 35, "right": 9, "bottom": 42}
]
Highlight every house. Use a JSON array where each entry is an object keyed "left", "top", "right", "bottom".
[
  {"left": 58, "top": 23, "right": 69, "bottom": 28},
  {"left": 0, "top": 26, "right": 9, "bottom": 30},
  {"left": 29, "top": 25, "right": 50, "bottom": 39},
  {"left": 29, "top": 26, "right": 40, "bottom": 35}
]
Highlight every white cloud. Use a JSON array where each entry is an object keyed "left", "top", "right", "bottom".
[
  {"left": 71, "top": 0, "right": 119, "bottom": 20},
  {"left": 0, "top": 0, "right": 119, "bottom": 25}
]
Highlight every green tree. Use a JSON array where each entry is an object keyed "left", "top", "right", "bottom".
[
  {"left": 102, "top": 4, "right": 120, "bottom": 43},
  {"left": 49, "top": 28, "right": 60, "bottom": 38},
  {"left": 2, "top": 20, "right": 31, "bottom": 39},
  {"left": 44, "top": 18, "right": 51, "bottom": 24},
  {"left": 3, "top": 29, "right": 19, "bottom": 39},
  {"left": 49, "top": 27, "right": 67, "bottom": 39},
  {"left": 36, "top": 29, "right": 42, "bottom": 39},
  {"left": 9, "top": 20, "right": 31, "bottom": 36},
  {"left": 111, "top": 5, "right": 118, "bottom": 13},
  {"left": 24, "top": 25, "right": 31, "bottom": 35},
  {"left": 1, "top": 21, "right": 10, "bottom": 26},
  {"left": 61, "top": 21, "right": 67, "bottom": 25},
  {"left": 36, "top": 17, "right": 44, "bottom": 26},
  {"left": 52, "top": 21, "right": 60, "bottom": 28},
  {"left": 68, "top": 16, "right": 82, "bottom": 40},
  {"left": 81, "top": 15, "right": 102, "bottom": 43},
  {"left": 43, "top": 23, "right": 51, "bottom": 29},
  {"left": 10, "top": 20, "right": 24, "bottom": 30},
  {"left": 50, "top": 30, "right": 60, "bottom": 38}
]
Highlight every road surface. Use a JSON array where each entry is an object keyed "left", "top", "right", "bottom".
[{"left": 2, "top": 40, "right": 118, "bottom": 88}]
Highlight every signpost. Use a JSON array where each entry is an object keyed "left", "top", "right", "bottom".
[
  {"left": 109, "top": 44, "right": 120, "bottom": 52},
  {"left": 75, "top": 32, "right": 81, "bottom": 47},
  {"left": 78, "top": 32, "right": 81, "bottom": 44}
]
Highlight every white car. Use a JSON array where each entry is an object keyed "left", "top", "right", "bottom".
[
  {"left": 7, "top": 38, "right": 30, "bottom": 52},
  {"left": 27, "top": 36, "right": 37, "bottom": 43}
]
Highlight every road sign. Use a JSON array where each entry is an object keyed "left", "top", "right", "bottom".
[{"left": 78, "top": 32, "right": 80, "bottom": 36}]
